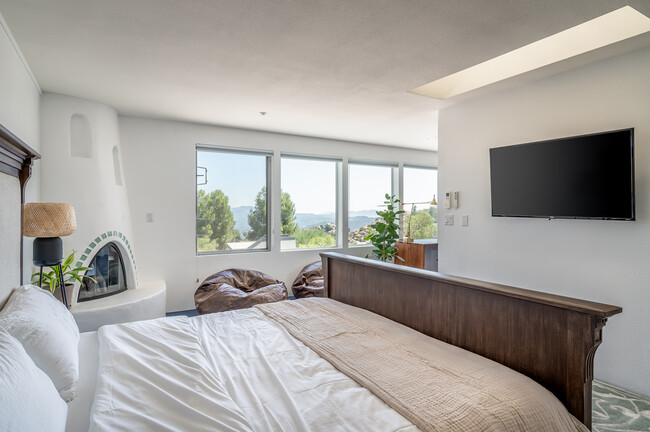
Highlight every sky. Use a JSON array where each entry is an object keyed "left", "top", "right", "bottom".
[
  {"left": 404, "top": 166, "right": 438, "bottom": 209},
  {"left": 281, "top": 157, "right": 336, "bottom": 214},
  {"left": 348, "top": 164, "right": 393, "bottom": 212},
  {"left": 197, "top": 149, "right": 437, "bottom": 214},
  {"left": 197, "top": 151, "right": 267, "bottom": 208}
]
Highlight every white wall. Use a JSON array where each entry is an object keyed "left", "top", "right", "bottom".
[
  {"left": 438, "top": 47, "right": 650, "bottom": 397},
  {"left": 119, "top": 117, "right": 436, "bottom": 312},
  {"left": 0, "top": 13, "right": 40, "bottom": 288}
]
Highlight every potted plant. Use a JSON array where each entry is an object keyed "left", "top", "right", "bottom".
[
  {"left": 365, "top": 194, "right": 405, "bottom": 263},
  {"left": 31, "top": 251, "right": 95, "bottom": 304}
]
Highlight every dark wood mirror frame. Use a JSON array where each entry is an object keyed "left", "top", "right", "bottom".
[{"left": 0, "top": 123, "right": 40, "bottom": 283}]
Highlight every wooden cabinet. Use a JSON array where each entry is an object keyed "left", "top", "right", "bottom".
[{"left": 395, "top": 240, "right": 438, "bottom": 271}]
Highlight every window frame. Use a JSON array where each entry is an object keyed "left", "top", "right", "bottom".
[
  {"left": 402, "top": 164, "right": 439, "bottom": 241},
  {"left": 280, "top": 153, "right": 342, "bottom": 251},
  {"left": 195, "top": 145, "right": 273, "bottom": 256},
  {"left": 347, "top": 160, "right": 399, "bottom": 248}
]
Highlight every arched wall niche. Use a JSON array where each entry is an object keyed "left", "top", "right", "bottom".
[
  {"left": 112, "top": 145, "right": 123, "bottom": 186},
  {"left": 70, "top": 113, "right": 92, "bottom": 158}
]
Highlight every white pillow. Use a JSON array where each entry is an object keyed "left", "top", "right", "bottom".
[
  {"left": 0, "top": 284, "right": 80, "bottom": 401},
  {"left": 0, "top": 327, "right": 68, "bottom": 431}
]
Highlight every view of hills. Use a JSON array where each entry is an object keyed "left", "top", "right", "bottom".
[{"left": 231, "top": 206, "right": 377, "bottom": 234}]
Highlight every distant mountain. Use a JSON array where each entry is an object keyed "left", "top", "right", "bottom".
[
  {"left": 230, "top": 207, "right": 378, "bottom": 233},
  {"left": 231, "top": 206, "right": 253, "bottom": 233},
  {"left": 348, "top": 216, "right": 376, "bottom": 231},
  {"left": 295, "top": 213, "right": 335, "bottom": 228},
  {"left": 349, "top": 210, "right": 379, "bottom": 218}
]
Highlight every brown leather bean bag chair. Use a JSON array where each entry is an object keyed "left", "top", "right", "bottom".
[
  {"left": 195, "top": 268, "right": 288, "bottom": 314},
  {"left": 291, "top": 261, "right": 325, "bottom": 298}
]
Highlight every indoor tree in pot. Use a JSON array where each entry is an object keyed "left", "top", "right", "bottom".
[
  {"left": 365, "top": 194, "right": 405, "bottom": 263},
  {"left": 31, "top": 251, "right": 95, "bottom": 305}
]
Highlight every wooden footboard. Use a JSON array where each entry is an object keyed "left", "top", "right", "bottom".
[{"left": 320, "top": 252, "right": 622, "bottom": 429}]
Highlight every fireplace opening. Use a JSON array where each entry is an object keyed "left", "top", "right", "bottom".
[{"left": 78, "top": 242, "right": 128, "bottom": 302}]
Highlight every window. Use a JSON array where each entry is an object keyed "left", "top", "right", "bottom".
[
  {"left": 403, "top": 166, "right": 438, "bottom": 240},
  {"left": 281, "top": 155, "right": 339, "bottom": 250},
  {"left": 348, "top": 162, "right": 396, "bottom": 246},
  {"left": 196, "top": 147, "right": 271, "bottom": 254}
]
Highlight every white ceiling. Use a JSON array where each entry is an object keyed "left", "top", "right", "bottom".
[{"left": 1, "top": 0, "right": 649, "bottom": 151}]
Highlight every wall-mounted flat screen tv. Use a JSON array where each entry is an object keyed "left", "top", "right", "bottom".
[{"left": 490, "top": 128, "right": 634, "bottom": 220}]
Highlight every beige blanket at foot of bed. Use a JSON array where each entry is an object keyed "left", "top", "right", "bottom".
[{"left": 256, "top": 298, "right": 588, "bottom": 432}]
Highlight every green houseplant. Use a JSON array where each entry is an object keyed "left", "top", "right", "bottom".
[
  {"left": 365, "top": 194, "right": 405, "bottom": 263},
  {"left": 31, "top": 251, "right": 95, "bottom": 295}
]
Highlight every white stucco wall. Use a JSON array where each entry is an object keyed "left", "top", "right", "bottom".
[
  {"left": 0, "top": 13, "right": 40, "bottom": 297},
  {"left": 119, "top": 116, "right": 437, "bottom": 312},
  {"left": 39, "top": 93, "right": 136, "bottom": 306},
  {"left": 437, "top": 47, "right": 650, "bottom": 397}
]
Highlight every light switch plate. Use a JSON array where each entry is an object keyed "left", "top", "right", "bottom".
[
  {"left": 461, "top": 215, "right": 469, "bottom": 226},
  {"left": 146, "top": 212, "right": 154, "bottom": 223},
  {"left": 444, "top": 214, "right": 454, "bottom": 226}
]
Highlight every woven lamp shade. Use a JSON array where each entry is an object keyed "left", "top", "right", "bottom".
[{"left": 23, "top": 203, "right": 77, "bottom": 237}]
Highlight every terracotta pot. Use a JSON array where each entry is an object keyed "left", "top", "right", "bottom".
[{"left": 52, "top": 283, "right": 74, "bottom": 307}]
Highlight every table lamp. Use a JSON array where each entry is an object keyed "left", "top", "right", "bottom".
[{"left": 23, "top": 203, "right": 77, "bottom": 307}]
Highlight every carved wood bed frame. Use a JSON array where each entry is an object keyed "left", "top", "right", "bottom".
[
  {"left": 321, "top": 252, "right": 622, "bottom": 430},
  {"left": 0, "top": 123, "right": 40, "bottom": 283}
]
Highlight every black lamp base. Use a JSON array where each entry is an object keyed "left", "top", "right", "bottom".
[
  {"left": 33, "top": 237, "right": 63, "bottom": 266},
  {"left": 33, "top": 237, "right": 68, "bottom": 308}
]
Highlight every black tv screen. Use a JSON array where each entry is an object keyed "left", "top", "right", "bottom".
[{"left": 490, "top": 129, "right": 634, "bottom": 220}]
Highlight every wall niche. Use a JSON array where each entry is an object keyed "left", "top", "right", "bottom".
[{"left": 70, "top": 113, "right": 92, "bottom": 158}]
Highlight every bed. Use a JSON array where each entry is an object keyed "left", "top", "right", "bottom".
[{"left": 0, "top": 122, "right": 622, "bottom": 431}]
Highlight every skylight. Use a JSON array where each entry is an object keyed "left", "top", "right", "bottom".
[{"left": 410, "top": 6, "right": 650, "bottom": 100}]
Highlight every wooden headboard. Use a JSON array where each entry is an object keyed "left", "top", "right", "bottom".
[
  {"left": 321, "top": 252, "right": 622, "bottom": 430},
  {"left": 0, "top": 123, "right": 39, "bottom": 305}
]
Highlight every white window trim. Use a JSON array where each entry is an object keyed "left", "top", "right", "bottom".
[
  {"left": 401, "top": 164, "right": 439, "bottom": 242},
  {"left": 280, "top": 153, "right": 342, "bottom": 251},
  {"left": 347, "top": 161, "right": 399, "bottom": 248},
  {"left": 195, "top": 145, "right": 273, "bottom": 256}
]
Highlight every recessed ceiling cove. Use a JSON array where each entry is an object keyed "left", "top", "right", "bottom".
[{"left": 410, "top": 6, "right": 650, "bottom": 100}]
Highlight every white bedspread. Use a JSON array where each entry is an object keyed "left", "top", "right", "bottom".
[{"left": 90, "top": 309, "right": 418, "bottom": 432}]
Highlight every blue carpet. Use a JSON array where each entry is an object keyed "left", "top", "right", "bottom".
[{"left": 166, "top": 309, "right": 199, "bottom": 317}]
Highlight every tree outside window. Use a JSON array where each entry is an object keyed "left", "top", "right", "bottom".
[{"left": 403, "top": 166, "right": 438, "bottom": 240}]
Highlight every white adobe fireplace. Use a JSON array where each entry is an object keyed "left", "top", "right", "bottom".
[{"left": 39, "top": 94, "right": 165, "bottom": 331}]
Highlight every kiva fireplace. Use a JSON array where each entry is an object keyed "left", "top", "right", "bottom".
[{"left": 40, "top": 94, "right": 166, "bottom": 332}]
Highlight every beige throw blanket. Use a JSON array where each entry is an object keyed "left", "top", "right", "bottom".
[{"left": 256, "top": 298, "right": 588, "bottom": 432}]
